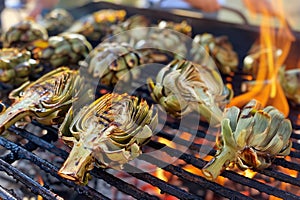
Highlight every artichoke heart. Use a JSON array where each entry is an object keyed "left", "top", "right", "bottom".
[
  {"left": 190, "top": 33, "right": 238, "bottom": 75},
  {"left": 0, "top": 48, "right": 40, "bottom": 86},
  {"left": 147, "top": 59, "right": 232, "bottom": 125},
  {"left": 0, "top": 67, "right": 90, "bottom": 134},
  {"left": 202, "top": 99, "right": 292, "bottom": 180},
  {"left": 58, "top": 93, "right": 158, "bottom": 184}
]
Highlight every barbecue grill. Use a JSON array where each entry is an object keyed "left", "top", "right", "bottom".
[{"left": 1, "top": 1, "right": 300, "bottom": 200}]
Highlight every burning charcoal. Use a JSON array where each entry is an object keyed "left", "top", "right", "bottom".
[
  {"left": 0, "top": 48, "right": 41, "bottom": 86},
  {"left": 279, "top": 67, "right": 300, "bottom": 105},
  {"left": 40, "top": 8, "right": 74, "bottom": 35},
  {"left": 81, "top": 42, "right": 143, "bottom": 87},
  {"left": 190, "top": 33, "right": 238, "bottom": 75},
  {"left": 32, "top": 33, "right": 92, "bottom": 68},
  {"left": 2, "top": 20, "right": 48, "bottom": 49},
  {"left": 0, "top": 67, "right": 91, "bottom": 134},
  {"left": 202, "top": 99, "right": 292, "bottom": 180},
  {"left": 147, "top": 59, "right": 232, "bottom": 125},
  {"left": 58, "top": 93, "right": 158, "bottom": 184}
]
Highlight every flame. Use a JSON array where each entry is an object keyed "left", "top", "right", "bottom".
[
  {"left": 37, "top": 175, "right": 44, "bottom": 200},
  {"left": 228, "top": 0, "right": 295, "bottom": 117}
]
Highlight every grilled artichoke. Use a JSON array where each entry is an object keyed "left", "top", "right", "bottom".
[
  {"left": 82, "top": 42, "right": 143, "bottom": 86},
  {"left": 158, "top": 20, "right": 192, "bottom": 36},
  {"left": 0, "top": 67, "right": 90, "bottom": 134},
  {"left": 148, "top": 59, "right": 232, "bottom": 125},
  {"left": 191, "top": 33, "right": 238, "bottom": 75},
  {"left": 40, "top": 8, "right": 74, "bottom": 35},
  {"left": 0, "top": 48, "right": 40, "bottom": 86},
  {"left": 202, "top": 99, "right": 292, "bottom": 180},
  {"left": 32, "top": 33, "right": 92, "bottom": 68},
  {"left": 110, "top": 25, "right": 188, "bottom": 63},
  {"left": 67, "top": 9, "right": 126, "bottom": 43},
  {"left": 2, "top": 20, "right": 48, "bottom": 48},
  {"left": 58, "top": 93, "right": 158, "bottom": 184},
  {"left": 279, "top": 67, "right": 300, "bottom": 104}
]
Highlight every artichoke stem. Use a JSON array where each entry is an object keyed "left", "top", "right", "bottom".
[
  {"left": 198, "top": 104, "right": 223, "bottom": 126},
  {"left": 202, "top": 146, "right": 236, "bottom": 180},
  {"left": 0, "top": 100, "right": 34, "bottom": 134},
  {"left": 58, "top": 141, "right": 94, "bottom": 185}
]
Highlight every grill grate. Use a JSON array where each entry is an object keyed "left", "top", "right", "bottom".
[{"left": 0, "top": 101, "right": 299, "bottom": 200}]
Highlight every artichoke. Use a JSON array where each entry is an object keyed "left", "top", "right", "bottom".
[
  {"left": 109, "top": 24, "right": 188, "bottom": 63},
  {"left": 67, "top": 9, "right": 126, "bottom": 43},
  {"left": 0, "top": 67, "right": 90, "bottom": 134},
  {"left": 40, "top": 8, "right": 74, "bottom": 35},
  {"left": 190, "top": 33, "right": 238, "bottom": 75},
  {"left": 147, "top": 59, "right": 232, "bottom": 125},
  {"left": 158, "top": 20, "right": 192, "bottom": 36},
  {"left": 0, "top": 48, "right": 41, "bottom": 86},
  {"left": 32, "top": 33, "right": 92, "bottom": 68},
  {"left": 2, "top": 20, "right": 48, "bottom": 48},
  {"left": 58, "top": 93, "right": 158, "bottom": 184},
  {"left": 81, "top": 42, "right": 143, "bottom": 86},
  {"left": 202, "top": 99, "right": 292, "bottom": 180},
  {"left": 110, "top": 15, "right": 150, "bottom": 44},
  {"left": 279, "top": 67, "right": 300, "bottom": 104}
]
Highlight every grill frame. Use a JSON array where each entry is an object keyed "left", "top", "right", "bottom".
[{"left": 1, "top": 1, "right": 300, "bottom": 200}]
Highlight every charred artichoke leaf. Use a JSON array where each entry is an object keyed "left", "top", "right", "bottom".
[
  {"left": 202, "top": 99, "right": 292, "bottom": 180},
  {"left": 148, "top": 59, "right": 232, "bottom": 125},
  {"left": 58, "top": 93, "right": 158, "bottom": 185},
  {"left": 0, "top": 67, "right": 91, "bottom": 134}
]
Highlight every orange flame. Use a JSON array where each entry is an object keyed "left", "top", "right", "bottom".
[
  {"left": 37, "top": 175, "right": 44, "bottom": 200},
  {"left": 228, "top": 0, "right": 295, "bottom": 117}
]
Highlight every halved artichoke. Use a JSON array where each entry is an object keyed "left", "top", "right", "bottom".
[
  {"left": 40, "top": 8, "right": 74, "bottom": 35},
  {"left": 0, "top": 48, "right": 40, "bottom": 86},
  {"left": 2, "top": 20, "right": 48, "bottom": 48},
  {"left": 147, "top": 59, "right": 232, "bottom": 125},
  {"left": 32, "top": 33, "right": 92, "bottom": 68},
  {"left": 202, "top": 99, "right": 292, "bottom": 180},
  {"left": 58, "top": 93, "right": 158, "bottom": 184},
  {"left": 81, "top": 42, "right": 143, "bottom": 86},
  {"left": 0, "top": 67, "right": 90, "bottom": 134},
  {"left": 190, "top": 33, "right": 238, "bottom": 75}
]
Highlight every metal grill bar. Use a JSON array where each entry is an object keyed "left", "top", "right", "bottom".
[
  {"left": 0, "top": 136, "right": 110, "bottom": 200},
  {"left": 123, "top": 164, "right": 202, "bottom": 200},
  {"left": 91, "top": 169, "right": 160, "bottom": 200},
  {"left": 139, "top": 153, "right": 251, "bottom": 200},
  {"left": 0, "top": 159, "right": 63, "bottom": 200},
  {"left": 0, "top": 185, "right": 18, "bottom": 200},
  {"left": 147, "top": 139, "right": 300, "bottom": 200},
  {"left": 2, "top": 126, "right": 163, "bottom": 199}
]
